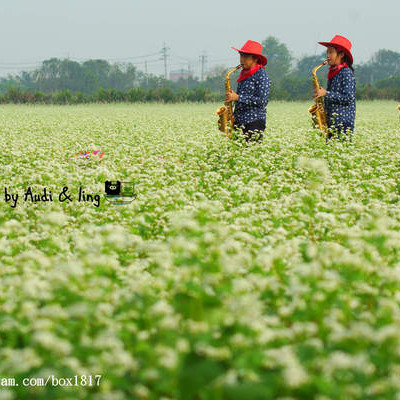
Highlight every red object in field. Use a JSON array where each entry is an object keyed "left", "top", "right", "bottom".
[{"left": 68, "top": 150, "right": 105, "bottom": 167}]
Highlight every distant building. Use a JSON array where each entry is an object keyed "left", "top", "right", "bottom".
[{"left": 169, "top": 70, "right": 193, "bottom": 82}]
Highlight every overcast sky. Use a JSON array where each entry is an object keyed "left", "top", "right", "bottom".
[{"left": 0, "top": 0, "right": 399, "bottom": 77}]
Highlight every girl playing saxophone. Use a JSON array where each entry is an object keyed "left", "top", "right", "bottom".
[
  {"left": 314, "top": 35, "right": 356, "bottom": 140},
  {"left": 226, "top": 40, "right": 270, "bottom": 142}
]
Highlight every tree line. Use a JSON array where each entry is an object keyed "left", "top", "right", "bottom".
[
  {"left": 0, "top": 37, "right": 399, "bottom": 103},
  {"left": 0, "top": 86, "right": 219, "bottom": 104}
]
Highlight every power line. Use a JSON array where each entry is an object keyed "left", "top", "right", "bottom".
[
  {"left": 121, "top": 58, "right": 162, "bottom": 66},
  {"left": 171, "top": 52, "right": 190, "bottom": 62}
]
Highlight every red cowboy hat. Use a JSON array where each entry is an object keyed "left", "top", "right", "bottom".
[
  {"left": 318, "top": 35, "right": 353, "bottom": 66},
  {"left": 231, "top": 40, "right": 268, "bottom": 66}
]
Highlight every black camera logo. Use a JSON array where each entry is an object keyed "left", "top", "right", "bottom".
[{"left": 104, "top": 180, "right": 137, "bottom": 205}]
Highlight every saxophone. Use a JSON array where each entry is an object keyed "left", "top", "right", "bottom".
[
  {"left": 398, "top": 105, "right": 400, "bottom": 124},
  {"left": 216, "top": 65, "right": 242, "bottom": 138},
  {"left": 308, "top": 60, "right": 328, "bottom": 137}
]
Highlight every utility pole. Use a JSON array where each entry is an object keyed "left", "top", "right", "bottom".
[
  {"left": 144, "top": 61, "right": 148, "bottom": 87},
  {"left": 199, "top": 53, "right": 207, "bottom": 81},
  {"left": 187, "top": 62, "right": 191, "bottom": 89},
  {"left": 160, "top": 42, "right": 170, "bottom": 80}
]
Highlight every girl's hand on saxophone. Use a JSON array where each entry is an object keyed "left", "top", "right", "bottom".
[
  {"left": 314, "top": 87, "right": 327, "bottom": 99},
  {"left": 226, "top": 90, "right": 239, "bottom": 102}
]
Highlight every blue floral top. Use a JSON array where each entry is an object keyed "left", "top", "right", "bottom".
[
  {"left": 233, "top": 68, "right": 270, "bottom": 127},
  {"left": 324, "top": 67, "right": 356, "bottom": 133}
]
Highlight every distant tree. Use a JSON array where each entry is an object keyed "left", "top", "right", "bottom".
[
  {"left": 207, "top": 65, "right": 227, "bottom": 78},
  {"left": 375, "top": 75, "right": 400, "bottom": 95},
  {"left": 59, "top": 59, "right": 83, "bottom": 91},
  {"left": 280, "top": 76, "right": 314, "bottom": 101},
  {"left": 0, "top": 76, "right": 25, "bottom": 93},
  {"left": 201, "top": 64, "right": 236, "bottom": 95},
  {"left": 23, "top": 58, "right": 140, "bottom": 94},
  {"left": 356, "top": 49, "right": 400, "bottom": 84},
  {"left": 108, "top": 63, "right": 126, "bottom": 91},
  {"left": 261, "top": 36, "right": 292, "bottom": 84},
  {"left": 294, "top": 53, "right": 326, "bottom": 79},
  {"left": 137, "top": 72, "right": 168, "bottom": 90},
  {"left": 372, "top": 49, "right": 400, "bottom": 77},
  {"left": 41, "top": 58, "right": 62, "bottom": 80},
  {"left": 82, "top": 59, "right": 111, "bottom": 83},
  {"left": 37, "top": 58, "right": 62, "bottom": 92},
  {"left": 124, "top": 63, "right": 137, "bottom": 90},
  {"left": 287, "top": 53, "right": 328, "bottom": 96},
  {"left": 19, "top": 71, "right": 36, "bottom": 91},
  {"left": 355, "top": 64, "right": 374, "bottom": 85}
]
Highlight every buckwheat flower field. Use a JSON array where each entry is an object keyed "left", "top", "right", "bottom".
[{"left": 1, "top": 101, "right": 400, "bottom": 400}]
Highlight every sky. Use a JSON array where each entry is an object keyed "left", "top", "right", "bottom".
[{"left": 0, "top": 0, "right": 399, "bottom": 78}]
